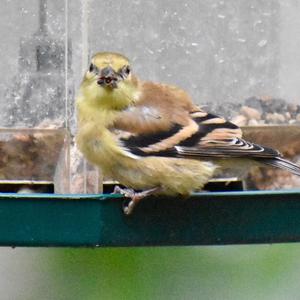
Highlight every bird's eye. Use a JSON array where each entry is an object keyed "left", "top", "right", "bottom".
[
  {"left": 119, "top": 65, "right": 131, "bottom": 79},
  {"left": 124, "top": 66, "right": 131, "bottom": 75},
  {"left": 89, "top": 63, "right": 95, "bottom": 73}
]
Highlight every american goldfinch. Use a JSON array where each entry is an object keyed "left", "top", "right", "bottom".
[{"left": 76, "top": 52, "right": 300, "bottom": 214}]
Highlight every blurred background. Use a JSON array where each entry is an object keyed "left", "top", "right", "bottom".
[{"left": 1, "top": 0, "right": 300, "bottom": 299}]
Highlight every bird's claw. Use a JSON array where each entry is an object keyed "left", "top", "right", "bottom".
[
  {"left": 113, "top": 185, "right": 162, "bottom": 215},
  {"left": 113, "top": 186, "right": 139, "bottom": 215},
  {"left": 113, "top": 185, "right": 135, "bottom": 198},
  {"left": 122, "top": 199, "right": 136, "bottom": 215}
]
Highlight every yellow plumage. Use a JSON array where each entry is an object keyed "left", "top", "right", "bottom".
[
  {"left": 76, "top": 52, "right": 300, "bottom": 214},
  {"left": 76, "top": 52, "right": 216, "bottom": 213}
]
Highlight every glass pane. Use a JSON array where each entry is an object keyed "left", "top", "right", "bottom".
[
  {"left": 0, "top": 0, "right": 69, "bottom": 127},
  {"left": 0, "top": 0, "right": 70, "bottom": 192},
  {"left": 87, "top": 1, "right": 300, "bottom": 112}
]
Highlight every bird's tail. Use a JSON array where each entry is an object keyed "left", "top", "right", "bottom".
[{"left": 259, "top": 157, "right": 300, "bottom": 176}]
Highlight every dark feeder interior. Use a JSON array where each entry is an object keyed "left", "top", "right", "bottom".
[
  {"left": 0, "top": 128, "right": 70, "bottom": 194},
  {"left": 243, "top": 125, "right": 300, "bottom": 190}
]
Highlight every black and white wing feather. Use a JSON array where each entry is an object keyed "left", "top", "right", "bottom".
[{"left": 117, "top": 108, "right": 300, "bottom": 176}]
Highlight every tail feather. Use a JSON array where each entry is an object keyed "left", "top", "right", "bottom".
[{"left": 259, "top": 157, "right": 300, "bottom": 176}]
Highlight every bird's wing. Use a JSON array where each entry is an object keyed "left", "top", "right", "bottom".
[
  {"left": 174, "top": 110, "right": 281, "bottom": 158},
  {"left": 116, "top": 108, "right": 281, "bottom": 159},
  {"left": 113, "top": 81, "right": 199, "bottom": 134},
  {"left": 113, "top": 80, "right": 280, "bottom": 159}
]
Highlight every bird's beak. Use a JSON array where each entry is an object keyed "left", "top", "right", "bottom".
[{"left": 97, "top": 66, "right": 118, "bottom": 89}]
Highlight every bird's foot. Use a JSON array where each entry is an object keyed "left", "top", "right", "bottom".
[{"left": 113, "top": 186, "right": 162, "bottom": 215}]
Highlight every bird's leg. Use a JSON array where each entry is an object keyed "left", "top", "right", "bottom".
[{"left": 113, "top": 186, "right": 162, "bottom": 215}]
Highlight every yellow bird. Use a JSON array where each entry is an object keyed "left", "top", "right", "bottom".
[{"left": 76, "top": 52, "right": 300, "bottom": 214}]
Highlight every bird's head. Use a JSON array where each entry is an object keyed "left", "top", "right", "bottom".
[{"left": 80, "top": 52, "right": 139, "bottom": 110}]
